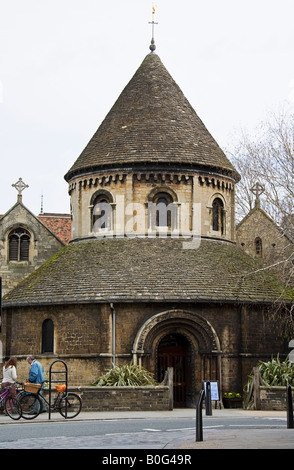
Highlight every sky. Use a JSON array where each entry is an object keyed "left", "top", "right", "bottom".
[{"left": 0, "top": 0, "right": 294, "bottom": 215}]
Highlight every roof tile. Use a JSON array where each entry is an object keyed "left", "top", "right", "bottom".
[
  {"left": 3, "top": 238, "right": 293, "bottom": 306},
  {"left": 65, "top": 54, "right": 239, "bottom": 182}
]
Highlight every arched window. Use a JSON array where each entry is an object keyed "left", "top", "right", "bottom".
[
  {"left": 42, "top": 319, "right": 54, "bottom": 353},
  {"left": 8, "top": 227, "right": 30, "bottom": 261},
  {"left": 154, "top": 192, "right": 174, "bottom": 228},
  {"left": 148, "top": 190, "right": 177, "bottom": 232},
  {"left": 212, "top": 198, "right": 225, "bottom": 234},
  {"left": 92, "top": 193, "right": 113, "bottom": 232},
  {"left": 255, "top": 237, "right": 262, "bottom": 257}
]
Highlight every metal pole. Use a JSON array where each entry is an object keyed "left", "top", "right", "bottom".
[
  {"left": 287, "top": 384, "right": 293, "bottom": 429},
  {"left": 205, "top": 381, "right": 212, "bottom": 416},
  {"left": 196, "top": 389, "right": 205, "bottom": 442},
  {"left": 110, "top": 303, "right": 116, "bottom": 367}
]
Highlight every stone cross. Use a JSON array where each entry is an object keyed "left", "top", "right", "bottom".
[
  {"left": 250, "top": 182, "right": 265, "bottom": 209},
  {"left": 12, "top": 177, "right": 29, "bottom": 202}
]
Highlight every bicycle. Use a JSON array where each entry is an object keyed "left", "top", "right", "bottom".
[
  {"left": 17, "top": 382, "right": 82, "bottom": 420},
  {"left": 0, "top": 384, "right": 22, "bottom": 420}
]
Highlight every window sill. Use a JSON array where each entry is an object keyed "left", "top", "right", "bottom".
[{"left": 8, "top": 260, "right": 30, "bottom": 265}]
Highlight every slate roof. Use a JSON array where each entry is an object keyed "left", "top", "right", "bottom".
[
  {"left": 65, "top": 53, "right": 239, "bottom": 182},
  {"left": 3, "top": 238, "right": 293, "bottom": 307}
]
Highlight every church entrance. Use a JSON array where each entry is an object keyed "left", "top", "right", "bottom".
[
  {"left": 133, "top": 309, "right": 221, "bottom": 408},
  {"left": 157, "top": 334, "right": 191, "bottom": 407}
]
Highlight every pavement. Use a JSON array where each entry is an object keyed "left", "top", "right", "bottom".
[{"left": 0, "top": 407, "right": 294, "bottom": 449}]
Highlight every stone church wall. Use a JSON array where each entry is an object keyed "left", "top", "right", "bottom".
[
  {"left": 0, "top": 203, "right": 64, "bottom": 295},
  {"left": 0, "top": 301, "right": 286, "bottom": 402},
  {"left": 69, "top": 171, "right": 236, "bottom": 242},
  {"left": 236, "top": 208, "right": 294, "bottom": 288}
]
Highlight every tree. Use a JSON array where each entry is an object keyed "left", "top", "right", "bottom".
[
  {"left": 227, "top": 106, "right": 294, "bottom": 233},
  {"left": 227, "top": 106, "right": 294, "bottom": 335}
]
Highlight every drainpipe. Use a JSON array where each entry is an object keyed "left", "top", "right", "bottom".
[{"left": 110, "top": 303, "right": 116, "bottom": 368}]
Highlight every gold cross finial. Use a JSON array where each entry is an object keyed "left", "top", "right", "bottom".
[
  {"left": 12, "top": 177, "right": 29, "bottom": 202},
  {"left": 149, "top": 3, "right": 158, "bottom": 52}
]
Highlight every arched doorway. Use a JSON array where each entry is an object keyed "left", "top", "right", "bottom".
[
  {"left": 132, "top": 309, "right": 221, "bottom": 407},
  {"left": 157, "top": 334, "right": 191, "bottom": 407}
]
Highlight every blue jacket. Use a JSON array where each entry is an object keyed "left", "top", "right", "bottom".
[{"left": 29, "top": 360, "right": 45, "bottom": 384}]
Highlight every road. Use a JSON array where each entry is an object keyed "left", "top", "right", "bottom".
[{"left": 0, "top": 412, "right": 288, "bottom": 449}]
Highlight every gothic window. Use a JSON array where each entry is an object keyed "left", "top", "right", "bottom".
[
  {"left": 8, "top": 227, "right": 30, "bottom": 261},
  {"left": 42, "top": 319, "right": 54, "bottom": 353},
  {"left": 255, "top": 237, "right": 262, "bottom": 257},
  {"left": 92, "top": 192, "right": 113, "bottom": 232},
  {"left": 212, "top": 198, "right": 225, "bottom": 234}
]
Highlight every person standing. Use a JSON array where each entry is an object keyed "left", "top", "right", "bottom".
[
  {"left": 1, "top": 356, "right": 18, "bottom": 397},
  {"left": 26, "top": 356, "right": 47, "bottom": 413}
]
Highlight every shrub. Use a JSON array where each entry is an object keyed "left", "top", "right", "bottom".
[
  {"left": 243, "top": 355, "right": 294, "bottom": 408},
  {"left": 92, "top": 362, "right": 158, "bottom": 386},
  {"left": 257, "top": 355, "right": 294, "bottom": 387}
]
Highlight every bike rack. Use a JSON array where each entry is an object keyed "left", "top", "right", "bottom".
[{"left": 48, "top": 360, "right": 68, "bottom": 420}]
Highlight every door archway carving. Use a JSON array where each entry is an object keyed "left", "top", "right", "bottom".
[{"left": 132, "top": 309, "right": 221, "bottom": 361}]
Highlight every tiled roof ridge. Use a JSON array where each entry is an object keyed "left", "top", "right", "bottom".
[{"left": 39, "top": 213, "right": 71, "bottom": 217}]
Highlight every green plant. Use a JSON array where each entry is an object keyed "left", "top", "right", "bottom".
[
  {"left": 92, "top": 362, "right": 158, "bottom": 386},
  {"left": 243, "top": 355, "right": 294, "bottom": 409},
  {"left": 257, "top": 355, "right": 294, "bottom": 386}
]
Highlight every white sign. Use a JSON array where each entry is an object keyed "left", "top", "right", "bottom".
[{"left": 203, "top": 381, "right": 219, "bottom": 401}]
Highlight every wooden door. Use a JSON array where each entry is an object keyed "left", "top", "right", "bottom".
[{"left": 157, "top": 334, "right": 188, "bottom": 407}]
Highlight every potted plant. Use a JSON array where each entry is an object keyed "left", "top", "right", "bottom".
[{"left": 222, "top": 392, "right": 243, "bottom": 408}]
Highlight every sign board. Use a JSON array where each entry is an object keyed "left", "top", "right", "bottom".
[{"left": 203, "top": 381, "right": 219, "bottom": 401}]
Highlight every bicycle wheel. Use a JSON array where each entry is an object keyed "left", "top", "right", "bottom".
[
  {"left": 18, "top": 393, "right": 42, "bottom": 419},
  {"left": 4, "top": 397, "right": 22, "bottom": 420},
  {"left": 59, "top": 392, "right": 82, "bottom": 418}
]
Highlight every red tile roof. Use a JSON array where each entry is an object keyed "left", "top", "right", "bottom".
[{"left": 38, "top": 213, "right": 71, "bottom": 244}]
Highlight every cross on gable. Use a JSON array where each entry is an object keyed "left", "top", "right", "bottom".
[
  {"left": 250, "top": 182, "right": 265, "bottom": 208},
  {"left": 12, "top": 177, "right": 29, "bottom": 202}
]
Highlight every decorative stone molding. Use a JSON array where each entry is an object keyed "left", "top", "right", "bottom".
[
  {"left": 198, "top": 175, "right": 234, "bottom": 192},
  {"left": 132, "top": 309, "right": 221, "bottom": 364},
  {"left": 133, "top": 173, "right": 192, "bottom": 184},
  {"left": 68, "top": 173, "right": 127, "bottom": 194}
]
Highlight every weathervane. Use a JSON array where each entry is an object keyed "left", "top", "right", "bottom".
[
  {"left": 149, "top": 3, "right": 158, "bottom": 52},
  {"left": 250, "top": 182, "right": 265, "bottom": 209},
  {"left": 12, "top": 177, "right": 29, "bottom": 202}
]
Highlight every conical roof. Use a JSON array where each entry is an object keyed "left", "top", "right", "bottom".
[{"left": 65, "top": 53, "right": 239, "bottom": 182}]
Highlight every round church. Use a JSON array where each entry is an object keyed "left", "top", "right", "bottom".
[{"left": 1, "top": 47, "right": 293, "bottom": 407}]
